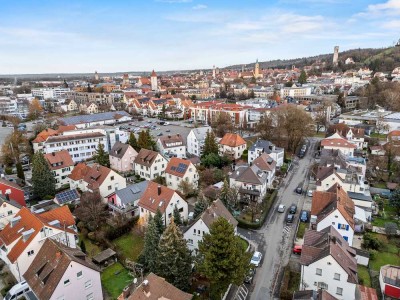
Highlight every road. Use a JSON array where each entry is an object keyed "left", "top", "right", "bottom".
[{"left": 249, "top": 138, "right": 318, "bottom": 300}]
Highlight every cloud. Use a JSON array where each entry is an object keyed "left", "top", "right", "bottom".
[
  {"left": 192, "top": 4, "right": 207, "bottom": 10},
  {"left": 381, "top": 19, "right": 400, "bottom": 29},
  {"left": 356, "top": 0, "right": 400, "bottom": 17},
  {"left": 367, "top": 0, "right": 400, "bottom": 12}
]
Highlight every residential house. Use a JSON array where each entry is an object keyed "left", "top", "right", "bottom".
[
  {"left": 252, "top": 153, "right": 277, "bottom": 188},
  {"left": 107, "top": 181, "right": 149, "bottom": 217},
  {"left": 293, "top": 290, "right": 338, "bottom": 300},
  {"left": 157, "top": 134, "right": 186, "bottom": 158},
  {"left": 68, "top": 163, "right": 126, "bottom": 200},
  {"left": 165, "top": 158, "right": 199, "bottom": 191},
  {"left": 24, "top": 239, "right": 102, "bottom": 300},
  {"left": 63, "top": 99, "right": 78, "bottom": 112},
  {"left": 109, "top": 141, "right": 138, "bottom": 173},
  {"left": 137, "top": 182, "right": 188, "bottom": 226},
  {"left": 79, "top": 102, "right": 99, "bottom": 114},
  {"left": 0, "top": 179, "right": 26, "bottom": 207},
  {"left": 219, "top": 133, "right": 247, "bottom": 160},
  {"left": 248, "top": 139, "right": 284, "bottom": 167},
  {"left": 32, "top": 128, "right": 59, "bottom": 153},
  {"left": 186, "top": 126, "right": 211, "bottom": 157},
  {"left": 311, "top": 185, "right": 355, "bottom": 246},
  {"left": 0, "top": 195, "right": 21, "bottom": 229},
  {"left": 321, "top": 133, "right": 357, "bottom": 157},
  {"left": 327, "top": 124, "right": 367, "bottom": 150},
  {"left": 184, "top": 199, "right": 237, "bottom": 252},
  {"left": 44, "top": 150, "right": 75, "bottom": 189},
  {"left": 379, "top": 265, "right": 400, "bottom": 300},
  {"left": 120, "top": 272, "right": 192, "bottom": 300},
  {"left": 133, "top": 149, "right": 168, "bottom": 180},
  {"left": 300, "top": 227, "right": 358, "bottom": 300},
  {"left": 230, "top": 164, "right": 267, "bottom": 203},
  {"left": 0, "top": 206, "right": 77, "bottom": 282}
]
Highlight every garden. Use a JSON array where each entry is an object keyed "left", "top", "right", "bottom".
[{"left": 101, "top": 262, "right": 133, "bottom": 300}]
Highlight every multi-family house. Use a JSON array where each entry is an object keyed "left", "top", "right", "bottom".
[
  {"left": 252, "top": 153, "right": 276, "bottom": 188},
  {"left": 320, "top": 133, "right": 357, "bottom": 157},
  {"left": 0, "top": 195, "right": 21, "bottom": 229},
  {"left": 138, "top": 182, "right": 188, "bottom": 226},
  {"left": 32, "top": 128, "right": 59, "bottom": 153},
  {"left": 0, "top": 179, "right": 26, "bottom": 207},
  {"left": 68, "top": 163, "right": 126, "bottom": 200},
  {"left": 311, "top": 185, "right": 355, "bottom": 246},
  {"left": 248, "top": 139, "right": 284, "bottom": 167},
  {"left": 300, "top": 227, "right": 358, "bottom": 300},
  {"left": 186, "top": 126, "right": 211, "bottom": 157},
  {"left": 327, "top": 124, "right": 367, "bottom": 150},
  {"left": 165, "top": 158, "right": 199, "bottom": 191},
  {"left": 0, "top": 206, "right": 77, "bottom": 282},
  {"left": 230, "top": 164, "right": 267, "bottom": 203},
  {"left": 107, "top": 181, "right": 149, "bottom": 217},
  {"left": 63, "top": 99, "right": 79, "bottom": 112},
  {"left": 109, "top": 142, "right": 138, "bottom": 173},
  {"left": 24, "top": 238, "right": 102, "bottom": 300},
  {"left": 133, "top": 149, "right": 168, "bottom": 180},
  {"left": 44, "top": 150, "right": 75, "bottom": 189},
  {"left": 293, "top": 290, "right": 338, "bottom": 300},
  {"left": 184, "top": 199, "right": 237, "bottom": 252},
  {"left": 79, "top": 102, "right": 99, "bottom": 114},
  {"left": 157, "top": 134, "right": 186, "bottom": 158},
  {"left": 219, "top": 133, "right": 247, "bottom": 160}
]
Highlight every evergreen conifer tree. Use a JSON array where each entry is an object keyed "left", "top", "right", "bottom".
[
  {"left": 298, "top": 70, "right": 307, "bottom": 85},
  {"left": 80, "top": 240, "right": 86, "bottom": 253},
  {"left": 193, "top": 189, "right": 208, "bottom": 219},
  {"left": 140, "top": 216, "right": 161, "bottom": 272},
  {"left": 93, "top": 142, "right": 110, "bottom": 167},
  {"left": 203, "top": 130, "right": 218, "bottom": 157},
  {"left": 32, "top": 152, "right": 56, "bottom": 198},
  {"left": 172, "top": 205, "right": 182, "bottom": 225},
  {"left": 16, "top": 162, "right": 25, "bottom": 181},
  {"left": 156, "top": 220, "right": 192, "bottom": 291},
  {"left": 219, "top": 178, "right": 230, "bottom": 205},
  {"left": 153, "top": 208, "right": 165, "bottom": 235},
  {"left": 128, "top": 132, "right": 139, "bottom": 151}
]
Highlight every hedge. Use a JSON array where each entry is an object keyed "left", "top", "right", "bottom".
[{"left": 236, "top": 190, "right": 278, "bottom": 229}]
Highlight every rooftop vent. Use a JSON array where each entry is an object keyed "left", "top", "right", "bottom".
[
  {"left": 48, "top": 220, "right": 61, "bottom": 228},
  {"left": 22, "top": 228, "right": 35, "bottom": 242},
  {"left": 10, "top": 216, "right": 21, "bottom": 227}
]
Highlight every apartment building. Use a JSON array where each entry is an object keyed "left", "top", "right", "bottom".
[
  {"left": 44, "top": 151, "right": 75, "bottom": 189},
  {"left": 186, "top": 126, "right": 211, "bottom": 157},
  {"left": 157, "top": 134, "right": 186, "bottom": 158},
  {"left": 65, "top": 91, "right": 119, "bottom": 105},
  {"left": 248, "top": 139, "right": 284, "bottom": 167},
  {"left": 32, "top": 87, "right": 70, "bottom": 99},
  {"left": 280, "top": 86, "right": 312, "bottom": 98}
]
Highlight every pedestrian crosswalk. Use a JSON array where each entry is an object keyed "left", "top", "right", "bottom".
[{"left": 283, "top": 226, "right": 291, "bottom": 235}]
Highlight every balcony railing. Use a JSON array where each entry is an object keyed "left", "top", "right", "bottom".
[{"left": 108, "top": 202, "right": 136, "bottom": 214}]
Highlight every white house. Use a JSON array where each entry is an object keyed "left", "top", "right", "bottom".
[
  {"left": 68, "top": 163, "right": 126, "bottom": 200},
  {"left": 24, "top": 238, "right": 102, "bottom": 300},
  {"left": 311, "top": 185, "right": 355, "bottom": 246},
  {"left": 230, "top": 164, "right": 267, "bottom": 203},
  {"left": 184, "top": 199, "right": 238, "bottom": 252},
  {"left": 44, "top": 150, "right": 75, "bottom": 189},
  {"left": 165, "top": 157, "right": 199, "bottom": 191},
  {"left": 134, "top": 149, "right": 168, "bottom": 180},
  {"left": 186, "top": 126, "right": 211, "bottom": 157},
  {"left": 321, "top": 133, "right": 357, "bottom": 157},
  {"left": 137, "top": 182, "right": 188, "bottom": 226},
  {"left": 0, "top": 196, "right": 21, "bottom": 230},
  {"left": 157, "top": 134, "right": 186, "bottom": 158},
  {"left": 109, "top": 141, "right": 138, "bottom": 173},
  {"left": 252, "top": 153, "right": 276, "bottom": 188},
  {"left": 0, "top": 206, "right": 77, "bottom": 282},
  {"left": 219, "top": 133, "right": 247, "bottom": 160},
  {"left": 300, "top": 227, "right": 358, "bottom": 300},
  {"left": 248, "top": 139, "right": 284, "bottom": 167}
]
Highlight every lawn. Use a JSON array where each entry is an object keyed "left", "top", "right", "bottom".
[
  {"left": 368, "top": 233, "right": 400, "bottom": 271},
  {"left": 372, "top": 200, "right": 399, "bottom": 227},
  {"left": 237, "top": 236, "right": 249, "bottom": 252},
  {"left": 296, "top": 222, "right": 308, "bottom": 239},
  {"left": 370, "top": 133, "right": 387, "bottom": 139},
  {"left": 313, "top": 132, "right": 326, "bottom": 138},
  {"left": 79, "top": 234, "right": 101, "bottom": 258},
  {"left": 101, "top": 263, "right": 133, "bottom": 300},
  {"left": 113, "top": 232, "right": 144, "bottom": 261},
  {"left": 358, "top": 265, "right": 371, "bottom": 287}
]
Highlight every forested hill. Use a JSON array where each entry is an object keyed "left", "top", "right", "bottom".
[{"left": 228, "top": 45, "right": 400, "bottom": 73}]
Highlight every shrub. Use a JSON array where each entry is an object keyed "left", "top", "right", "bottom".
[
  {"left": 87, "top": 232, "right": 96, "bottom": 241},
  {"left": 4, "top": 167, "right": 12, "bottom": 175},
  {"left": 363, "top": 233, "right": 382, "bottom": 250},
  {"left": 385, "top": 222, "right": 398, "bottom": 236}
]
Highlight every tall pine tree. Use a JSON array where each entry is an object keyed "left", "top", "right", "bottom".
[
  {"left": 153, "top": 208, "right": 165, "bottom": 235},
  {"left": 128, "top": 132, "right": 139, "bottom": 151},
  {"left": 156, "top": 220, "right": 192, "bottom": 291},
  {"left": 197, "top": 217, "right": 251, "bottom": 298},
  {"left": 298, "top": 70, "right": 307, "bottom": 85},
  {"left": 137, "top": 129, "right": 156, "bottom": 151},
  {"left": 32, "top": 152, "right": 56, "bottom": 198},
  {"left": 202, "top": 130, "right": 218, "bottom": 157},
  {"left": 140, "top": 216, "right": 161, "bottom": 272},
  {"left": 93, "top": 142, "right": 110, "bottom": 167},
  {"left": 219, "top": 178, "right": 230, "bottom": 206},
  {"left": 173, "top": 205, "right": 182, "bottom": 225},
  {"left": 193, "top": 189, "right": 208, "bottom": 219}
]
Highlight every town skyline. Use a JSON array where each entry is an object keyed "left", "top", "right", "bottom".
[{"left": 1, "top": 0, "right": 399, "bottom": 74}]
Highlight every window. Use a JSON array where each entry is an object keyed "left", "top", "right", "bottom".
[
  {"left": 27, "top": 250, "right": 34, "bottom": 257},
  {"left": 64, "top": 279, "right": 70, "bottom": 286},
  {"left": 86, "top": 293, "right": 94, "bottom": 300},
  {"left": 334, "top": 273, "right": 340, "bottom": 280},
  {"left": 111, "top": 176, "right": 114, "bottom": 181},
  {"left": 336, "top": 287, "right": 343, "bottom": 295},
  {"left": 77, "top": 271, "right": 83, "bottom": 279},
  {"left": 84, "top": 280, "right": 92, "bottom": 289},
  {"left": 187, "top": 239, "right": 193, "bottom": 245},
  {"left": 7, "top": 210, "right": 12, "bottom": 216},
  {"left": 316, "top": 268, "right": 322, "bottom": 276},
  {"left": 339, "top": 223, "right": 347, "bottom": 230},
  {"left": 317, "top": 282, "right": 328, "bottom": 290},
  {"left": 108, "top": 185, "right": 112, "bottom": 190}
]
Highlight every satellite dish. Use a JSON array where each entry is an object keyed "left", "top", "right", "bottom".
[{"left": 133, "top": 278, "right": 138, "bottom": 284}]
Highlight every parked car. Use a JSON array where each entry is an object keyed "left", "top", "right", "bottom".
[
  {"left": 157, "top": 132, "right": 163, "bottom": 136},
  {"left": 277, "top": 204, "right": 286, "bottom": 213},
  {"left": 250, "top": 251, "right": 263, "bottom": 267},
  {"left": 289, "top": 204, "right": 297, "bottom": 214},
  {"left": 293, "top": 245, "right": 302, "bottom": 254},
  {"left": 4, "top": 281, "right": 31, "bottom": 300},
  {"left": 295, "top": 186, "right": 302, "bottom": 194},
  {"left": 166, "top": 129, "right": 171, "bottom": 132},
  {"left": 300, "top": 210, "right": 309, "bottom": 222},
  {"left": 244, "top": 268, "right": 256, "bottom": 284},
  {"left": 307, "top": 190, "right": 313, "bottom": 197},
  {"left": 286, "top": 214, "right": 294, "bottom": 224}
]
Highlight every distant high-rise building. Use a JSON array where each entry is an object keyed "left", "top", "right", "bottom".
[
  {"left": 94, "top": 71, "right": 99, "bottom": 81},
  {"left": 122, "top": 73, "right": 129, "bottom": 86},
  {"left": 333, "top": 46, "right": 339, "bottom": 66},
  {"left": 212, "top": 65, "right": 216, "bottom": 78},
  {"left": 151, "top": 70, "right": 158, "bottom": 91}
]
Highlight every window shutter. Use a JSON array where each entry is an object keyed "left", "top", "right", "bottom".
[
  {"left": 346, "top": 225, "right": 349, "bottom": 231},
  {"left": 337, "top": 223, "right": 341, "bottom": 229}
]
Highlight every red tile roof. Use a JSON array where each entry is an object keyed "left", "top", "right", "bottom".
[
  {"left": 219, "top": 133, "right": 246, "bottom": 147},
  {"left": 321, "top": 137, "right": 356, "bottom": 149},
  {"left": 138, "top": 182, "right": 180, "bottom": 214},
  {"left": 44, "top": 150, "right": 74, "bottom": 171},
  {"left": 357, "top": 285, "right": 378, "bottom": 300},
  {"left": 165, "top": 158, "right": 191, "bottom": 178},
  {"left": 68, "top": 163, "right": 111, "bottom": 190}
]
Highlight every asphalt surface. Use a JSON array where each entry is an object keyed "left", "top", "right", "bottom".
[{"left": 248, "top": 138, "right": 318, "bottom": 300}]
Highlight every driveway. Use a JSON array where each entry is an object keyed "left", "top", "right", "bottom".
[{"left": 248, "top": 138, "right": 318, "bottom": 300}]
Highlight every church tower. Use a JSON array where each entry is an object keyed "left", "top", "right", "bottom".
[
  {"left": 254, "top": 59, "right": 260, "bottom": 78},
  {"left": 212, "top": 65, "right": 216, "bottom": 79},
  {"left": 333, "top": 46, "right": 339, "bottom": 66},
  {"left": 94, "top": 71, "right": 99, "bottom": 81},
  {"left": 151, "top": 70, "right": 158, "bottom": 91}
]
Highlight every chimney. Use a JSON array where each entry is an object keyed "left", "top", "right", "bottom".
[
  {"left": 55, "top": 251, "right": 62, "bottom": 261},
  {"left": 5, "top": 194, "right": 9, "bottom": 201},
  {"left": 52, "top": 152, "right": 55, "bottom": 156},
  {"left": 158, "top": 185, "right": 161, "bottom": 195}
]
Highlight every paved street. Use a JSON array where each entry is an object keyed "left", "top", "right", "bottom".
[{"left": 249, "top": 138, "right": 318, "bottom": 300}]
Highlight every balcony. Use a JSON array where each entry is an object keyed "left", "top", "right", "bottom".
[
  {"left": 239, "top": 187, "right": 261, "bottom": 196},
  {"left": 108, "top": 202, "right": 136, "bottom": 214}
]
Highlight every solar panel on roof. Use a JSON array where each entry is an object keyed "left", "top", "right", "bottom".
[
  {"left": 55, "top": 189, "right": 79, "bottom": 204},
  {"left": 176, "top": 163, "right": 188, "bottom": 174}
]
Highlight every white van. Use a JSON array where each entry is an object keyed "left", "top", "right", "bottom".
[{"left": 4, "top": 281, "right": 31, "bottom": 300}]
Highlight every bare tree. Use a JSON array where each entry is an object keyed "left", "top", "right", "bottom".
[{"left": 75, "top": 191, "right": 109, "bottom": 231}]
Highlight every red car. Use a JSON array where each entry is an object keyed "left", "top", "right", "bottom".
[{"left": 293, "top": 245, "right": 302, "bottom": 254}]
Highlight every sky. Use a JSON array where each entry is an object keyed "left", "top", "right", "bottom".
[{"left": 0, "top": 0, "right": 399, "bottom": 74}]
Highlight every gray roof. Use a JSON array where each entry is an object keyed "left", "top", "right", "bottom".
[
  {"left": 58, "top": 111, "right": 131, "bottom": 125},
  {"left": 249, "top": 139, "right": 282, "bottom": 153},
  {"left": 347, "top": 191, "right": 373, "bottom": 202},
  {"left": 109, "top": 141, "right": 131, "bottom": 159},
  {"left": 0, "top": 195, "right": 22, "bottom": 209},
  {"left": 230, "top": 165, "right": 266, "bottom": 185},
  {"left": 190, "top": 126, "right": 211, "bottom": 140},
  {"left": 92, "top": 248, "right": 116, "bottom": 264},
  {"left": 115, "top": 181, "right": 150, "bottom": 206}
]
